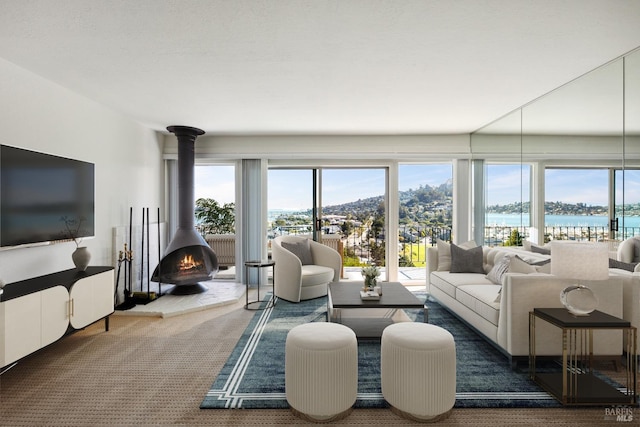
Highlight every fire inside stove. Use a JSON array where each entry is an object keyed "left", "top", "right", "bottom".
[
  {"left": 153, "top": 245, "right": 217, "bottom": 287},
  {"left": 178, "top": 253, "right": 202, "bottom": 272}
]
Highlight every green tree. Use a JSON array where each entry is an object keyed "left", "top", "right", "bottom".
[
  {"left": 195, "top": 198, "right": 235, "bottom": 235},
  {"left": 341, "top": 221, "right": 353, "bottom": 236},
  {"left": 503, "top": 229, "right": 522, "bottom": 247},
  {"left": 399, "top": 253, "right": 415, "bottom": 267},
  {"left": 370, "top": 241, "right": 386, "bottom": 266}
]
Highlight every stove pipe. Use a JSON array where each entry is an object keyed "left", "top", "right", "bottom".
[{"left": 152, "top": 125, "right": 218, "bottom": 294}]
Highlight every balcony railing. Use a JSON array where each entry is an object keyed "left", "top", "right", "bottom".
[{"left": 268, "top": 224, "right": 640, "bottom": 268}]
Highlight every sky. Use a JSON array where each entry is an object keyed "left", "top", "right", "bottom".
[
  {"left": 196, "top": 164, "right": 453, "bottom": 210},
  {"left": 195, "top": 164, "right": 638, "bottom": 210}
]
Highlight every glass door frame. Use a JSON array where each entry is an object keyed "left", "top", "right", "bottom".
[{"left": 268, "top": 162, "right": 397, "bottom": 281}]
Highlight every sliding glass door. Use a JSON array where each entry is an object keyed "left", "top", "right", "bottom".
[
  {"left": 268, "top": 167, "right": 386, "bottom": 270},
  {"left": 615, "top": 168, "right": 640, "bottom": 239},
  {"left": 398, "top": 164, "right": 452, "bottom": 265},
  {"left": 545, "top": 168, "right": 610, "bottom": 242}
]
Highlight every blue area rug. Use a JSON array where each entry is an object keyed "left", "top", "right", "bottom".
[{"left": 201, "top": 293, "right": 561, "bottom": 409}]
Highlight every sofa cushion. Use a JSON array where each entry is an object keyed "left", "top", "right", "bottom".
[
  {"left": 300, "top": 265, "right": 334, "bottom": 287},
  {"left": 450, "top": 244, "right": 484, "bottom": 273},
  {"left": 430, "top": 271, "right": 493, "bottom": 298},
  {"left": 456, "top": 285, "right": 501, "bottom": 326},
  {"left": 282, "top": 240, "right": 313, "bottom": 265}
]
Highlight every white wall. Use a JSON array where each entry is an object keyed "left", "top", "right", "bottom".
[
  {"left": 0, "top": 58, "right": 164, "bottom": 284},
  {"left": 164, "top": 134, "right": 471, "bottom": 161}
]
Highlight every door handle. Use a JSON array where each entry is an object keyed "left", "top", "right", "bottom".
[{"left": 610, "top": 218, "right": 619, "bottom": 232}]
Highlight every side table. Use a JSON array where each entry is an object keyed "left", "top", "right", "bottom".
[
  {"left": 529, "top": 308, "right": 637, "bottom": 405},
  {"left": 244, "top": 260, "right": 276, "bottom": 310}
]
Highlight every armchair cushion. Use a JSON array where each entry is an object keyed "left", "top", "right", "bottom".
[
  {"left": 301, "top": 265, "right": 335, "bottom": 287},
  {"left": 282, "top": 240, "right": 313, "bottom": 265}
]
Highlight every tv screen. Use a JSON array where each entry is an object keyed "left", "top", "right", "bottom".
[{"left": 1, "top": 145, "right": 95, "bottom": 248}]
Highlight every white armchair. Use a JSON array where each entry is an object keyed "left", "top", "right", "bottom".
[{"left": 272, "top": 235, "right": 342, "bottom": 303}]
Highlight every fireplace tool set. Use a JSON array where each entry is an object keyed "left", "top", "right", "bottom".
[{"left": 115, "top": 206, "right": 162, "bottom": 310}]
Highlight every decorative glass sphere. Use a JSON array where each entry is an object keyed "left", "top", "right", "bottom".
[{"left": 560, "top": 285, "right": 598, "bottom": 316}]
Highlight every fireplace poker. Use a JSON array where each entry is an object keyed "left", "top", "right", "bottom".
[
  {"left": 140, "top": 207, "right": 145, "bottom": 296},
  {"left": 157, "top": 207, "right": 161, "bottom": 296},
  {"left": 146, "top": 207, "right": 150, "bottom": 297},
  {"left": 128, "top": 206, "right": 133, "bottom": 298}
]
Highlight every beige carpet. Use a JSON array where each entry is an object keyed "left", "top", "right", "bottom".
[{"left": 0, "top": 292, "right": 634, "bottom": 426}]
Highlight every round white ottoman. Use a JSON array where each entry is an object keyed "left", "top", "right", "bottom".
[
  {"left": 381, "top": 322, "right": 456, "bottom": 422},
  {"left": 285, "top": 322, "right": 358, "bottom": 422}
]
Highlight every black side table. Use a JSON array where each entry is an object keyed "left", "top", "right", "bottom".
[
  {"left": 529, "top": 308, "right": 637, "bottom": 405},
  {"left": 244, "top": 260, "right": 276, "bottom": 310}
]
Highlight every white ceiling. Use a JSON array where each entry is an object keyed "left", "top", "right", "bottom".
[{"left": 1, "top": 0, "right": 639, "bottom": 135}]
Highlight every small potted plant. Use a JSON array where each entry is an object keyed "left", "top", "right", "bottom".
[{"left": 361, "top": 264, "right": 380, "bottom": 291}]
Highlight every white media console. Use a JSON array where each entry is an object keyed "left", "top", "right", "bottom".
[{"left": 0, "top": 266, "right": 114, "bottom": 369}]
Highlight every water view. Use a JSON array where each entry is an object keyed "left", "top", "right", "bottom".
[{"left": 488, "top": 213, "right": 640, "bottom": 228}]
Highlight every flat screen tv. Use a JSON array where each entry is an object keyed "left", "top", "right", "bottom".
[{"left": 1, "top": 145, "right": 95, "bottom": 248}]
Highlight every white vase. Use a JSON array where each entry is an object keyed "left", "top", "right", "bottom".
[{"left": 72, "top": 247, "right": 91, "bottom": 271}]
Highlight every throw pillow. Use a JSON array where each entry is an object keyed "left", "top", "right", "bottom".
[
  {"left": 450, "top": 243, "right": 484, "bottom": 274},
  {"left": 617, "top": 237, "right": 637, "bottom": 263},
  {"left": 530, "top": 243, "right": 551, "bottom": 255},
  {"left": 494, "top": 288, "right": 503, "bottom": 303},
  {"left": 486, "top": 253, "right": 512, "bottom": 285},
  {"left": 634, "top": 239, "right": 640, "bottom": 263},
  {"left": 436, "top": 239, "right": 452, "bottom": 271},
  {"left": 513, "top": 254, "right": 551, "bottom": 273},
  {"left": 609, "top": 257, "right": 638, "bottom": 272},
  {"left": 437, "top": 239, "right": 478, "bottom": 271},
  {"left": 508, "top": 255, "right": 537, "bottom": 274},
  {"left": 535, "top": 261, "right": 552, "bottom": 274},
  {"left": 527, "top": 257, "right": 551, "bottom": 267},
  {"left": 281, "top": 240, "right": 313, "bottom": 265}
]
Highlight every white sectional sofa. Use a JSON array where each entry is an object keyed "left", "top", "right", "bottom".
[
  {"left": 607, "top": 236, "right": 640, "bottom": 353},
  {"left": 427, "top": 242, "right": 624, "bottom": 364}
]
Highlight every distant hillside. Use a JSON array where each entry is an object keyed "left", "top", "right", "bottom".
[
  {"left": 320, "top": 180, "right": 453, "bottom": 227},
  {"left": 280, "top": 178, "right": 640, "bottom": 228},
  {"left": 487, "top": 201, "right": 640, "bottom": 217}
]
